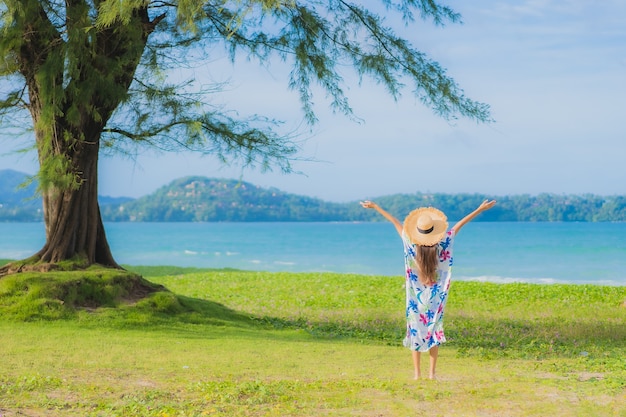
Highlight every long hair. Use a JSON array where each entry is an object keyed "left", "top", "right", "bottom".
[{"left": 415, "top": 244, "right": 439, "bottom": 286}]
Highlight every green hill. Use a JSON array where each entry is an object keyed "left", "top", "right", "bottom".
[
  {"left": 364, "top": 192, "right": 626, "bottom": 222},
  {"left": 0, "top": 169, "right": 41, "bottom": 221},
  {"left": 100, "top": 176, "right": 350, "bottom": 222},
  {"left": 0, "top": 169, "right": 39, "bottom": 206},
  {"left": 2, "top": 170, "right": 626, "bottom": 222},
  {"left": 99, "top": 176, "right": 626, "bottom": 222}
]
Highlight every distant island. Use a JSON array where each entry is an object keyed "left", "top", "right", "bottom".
[{"left": 1, "top": 169, "right": 625, "bottom": 222}]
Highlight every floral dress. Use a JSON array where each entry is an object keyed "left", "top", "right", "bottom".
[{"left": 402, "top": 229, "right": 455, "bottom": 352}]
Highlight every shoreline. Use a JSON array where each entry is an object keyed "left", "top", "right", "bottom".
[
  {"left": 128, "top": 265, "right": 626, "bottom": 287},
  {"left": 2, "top": 259, "right": 626, "bottom": 287}
]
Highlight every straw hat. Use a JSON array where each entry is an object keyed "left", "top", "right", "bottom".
[{"left": 403, "top": 207, "right": 448, "bottom": 247}]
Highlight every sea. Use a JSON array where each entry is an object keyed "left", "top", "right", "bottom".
[{"left": 1, "top": 222, "right": 625, "bottom": 286}]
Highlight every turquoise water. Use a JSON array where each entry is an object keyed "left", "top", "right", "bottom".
[{"left": 1, "top": 222, "right": 625, "bottom": 285}]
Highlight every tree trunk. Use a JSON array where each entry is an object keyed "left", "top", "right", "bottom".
[{"left": 35, "top": 128, "right": 120, "bottom": 268}]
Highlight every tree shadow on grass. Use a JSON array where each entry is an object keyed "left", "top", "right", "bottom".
[{"left": 0, "top": 267, "right": 402, "bottom": 346}]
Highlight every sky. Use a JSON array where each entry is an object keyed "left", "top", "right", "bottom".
[{"left": 1, "top": 0, "right": 625, "bottom": 202}]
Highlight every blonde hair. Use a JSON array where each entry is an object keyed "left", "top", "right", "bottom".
[{"left": 415, "top": 244, "right": 439, "bottom": 286}]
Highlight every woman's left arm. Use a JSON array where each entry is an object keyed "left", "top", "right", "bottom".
[{"left": 451, "top": 200, "right": 497, "bottom": 235}]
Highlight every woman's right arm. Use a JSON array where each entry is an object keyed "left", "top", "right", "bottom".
[{"left": 360, "top": 200, "right": 403, "bottom": 237}]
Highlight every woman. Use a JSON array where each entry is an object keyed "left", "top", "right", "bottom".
[{"left": 360, "top": 199, "right": 496, "bottom": 380}]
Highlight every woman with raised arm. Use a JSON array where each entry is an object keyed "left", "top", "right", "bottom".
[{"left": 360, "top": 199, "right": 496, "bottom": 380}]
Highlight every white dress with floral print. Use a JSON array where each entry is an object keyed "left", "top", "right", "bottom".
[{"left": 402, "top": 229, "right": 455, "bottom": 352}]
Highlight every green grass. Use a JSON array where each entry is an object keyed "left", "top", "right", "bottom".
[{"left": 0, "top": 265, "right": 625, "bottom": 416}]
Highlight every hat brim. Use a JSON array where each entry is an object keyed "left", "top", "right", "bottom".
[{"left": 403, "top": 207, "right": 448, "bottom": 246}]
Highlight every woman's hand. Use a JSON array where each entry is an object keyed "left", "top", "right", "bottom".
[
  {"left": 360, "top": 200, "right": 378, "bottom": 209},
  {"left": 478, "top": 199, "right": 497, "bottom": 212}
]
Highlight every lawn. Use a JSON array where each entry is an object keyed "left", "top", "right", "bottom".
[{"left": 0, "top": 265, "right": 625, "bottom": 416}]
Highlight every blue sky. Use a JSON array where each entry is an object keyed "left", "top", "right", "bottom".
[{"left": 1, "top": 0, "right": 625, "bottom": 202}]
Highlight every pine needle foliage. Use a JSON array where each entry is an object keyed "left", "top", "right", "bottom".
[{"left": 1, "top": 0, "right": 491, "bottom": 191}]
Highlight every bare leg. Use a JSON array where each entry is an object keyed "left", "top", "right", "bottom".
[
  {"left": 429, "top": 345, "right": 439, "bottom": 380},
  {"left": 412, "top": 350, "right": 421, "bottom": 380}
]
